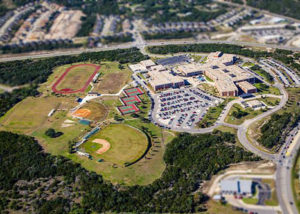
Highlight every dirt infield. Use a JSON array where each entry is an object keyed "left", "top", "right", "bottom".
[
  {"left": 93, "top": 139, "right": 111, "bottom": 154},
  {"left": 52, "top": 64, "right": 100, "bottom": 94},
  {"left": 72, "top": 108, "right": 91, "bottom": 118}
]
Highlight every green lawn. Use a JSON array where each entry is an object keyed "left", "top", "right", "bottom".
[
  {"left": 225, "top": 103, "right": 265, "bottom": 125},
  {"left": 198, "top": 99, "right": 233, "bottom": 128},
  {"left": 261, "top": 179, "right": 279, "bottom": 206},
  {"left": 204, "top": 74, "right": 214, "bottom": 82},
  {"left": 250, "top": 65, "right": 274, "bottom": 84},
  {"left": 257, "top": 97, "right": 280, "bottom": 107},
  {"left": 242, "top": 62, "right": 255, "bottom": 67},
  {"left": 242, "top": 197, "right": 258, "bottom": 205},
  {"left": 254, "top": 83, "right": 281, "bottom": 95}
]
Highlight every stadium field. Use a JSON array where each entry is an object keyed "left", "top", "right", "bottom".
[
  {"left": 52, "top": 64, "right": 100, "bottom": 94},
  {"left": 81, "top": 124, "right": 149, "bottom": 166}
]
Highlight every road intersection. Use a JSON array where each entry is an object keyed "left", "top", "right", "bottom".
[{"left": 1, "top": 36, "right": 300, "bottom": 213}]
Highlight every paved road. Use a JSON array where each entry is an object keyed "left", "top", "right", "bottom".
[
  {"left": 0, "top": 36, "right": 299, "bottom": 213},
  {"left": 276, "top": 127, "right": 300, "bottom": 214},
  {"left": 2, "top": 39, "right": 300, "bottom": 62}
]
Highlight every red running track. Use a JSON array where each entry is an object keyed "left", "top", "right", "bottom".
[{"left": 52, "top": 64, "right": 100, "bottom": 94}]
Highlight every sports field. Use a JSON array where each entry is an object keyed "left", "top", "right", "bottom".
[
  {"left": 124, "top": 87, "right": 144, "bottom": 96},
  {"left": 120, "top": 95, "right": 141, "bottom": 105},
  {"left": 0, "top": 96, "right": 76, "bottom": 134},
  {"left": 81, "top": 124, "right": 149, "bottom": 166},
  {"left": 92, "top": 62, "right": 132, "bottom": 94},
  {"left": 118, "top": 104, "right": 139, "bottom": 115},
  {"left": 72, "top": 101, "right": 108, "bottom": 121},
  {"left": 52, "top": 64, "right": 100, "bottom": 94}
]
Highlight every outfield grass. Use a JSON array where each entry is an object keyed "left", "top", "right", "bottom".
[
  {"left": 92, "top": 61, "right": 132, "bottom": 94},
  {"left": 225, "top": 103, "right": 265, "bottom": 125},
  {"left": 77, "top": 101, "right": 108, "bottom": 122},
  {"left": 81, "top": 124, "right": 148, "bottom": 166}
]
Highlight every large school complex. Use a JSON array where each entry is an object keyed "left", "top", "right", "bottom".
[{"left": 129, "top": 52, "right": 257, "bottom": 96}]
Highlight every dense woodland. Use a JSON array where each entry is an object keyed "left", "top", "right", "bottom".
[
  {"left": 0, "top": 42, "right": 82, "bottom": 54},
  {"left": 143, "top": 31, "right": 194, "bottom": 40},
  {"left": 0, "top": 131, "right": 259, "bottom": 213},
  {"left": 0, "top": 48, "right": 147, "bottom": 86},
  {"left": 259, "top": 112, "right": 300, "bottom": 149},
  {"left": 246, "top": 0, "right": 300, "bottom": 20}
]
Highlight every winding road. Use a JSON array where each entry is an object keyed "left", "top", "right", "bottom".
[{"left": 1, "top": 36, "right": 300, "bottom": 213}]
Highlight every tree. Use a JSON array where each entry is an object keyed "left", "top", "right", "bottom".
[{"left": 45, "top": 128, "right": 63, "bottom": 138}]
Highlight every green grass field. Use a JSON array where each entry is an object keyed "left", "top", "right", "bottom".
[
  {"left": 257, "top": 97, "right": 280, "bottom": 107},
  {"left": 92, "top": 62, "right": 132, "bottom": 94},
  {"left": 225, "top": 103, "right": 265, "bottom": 125},
  {"left": 0, "top": 96, "right": 76, "bottom": 134},
  {"left": 242, "top": 62, "right": 255, "bottom": 67},
  {"left": 198, "top": 99, "right": 233, "bottom": 128},
  {"left": 254, "top": 83, "right": 281, "bottom": 95},
  {"left": 56, "top": 64, "right": 98, "bottom": 91},
  {"left": 261, "top": 179, "right": 279, "bottom": 206},
  {"left": 81, "top": 124, "right": 149, "bottom": 166}
]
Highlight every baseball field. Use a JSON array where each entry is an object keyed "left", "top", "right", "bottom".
[
  {"left": 72, "top": 101, "right": 108, "bottom": 122},
  {"left": 81, "top": 124, "right": 149, "bottom": 166}
]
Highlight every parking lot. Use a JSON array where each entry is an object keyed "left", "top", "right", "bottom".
[{"left": 154, "top": 88, "right": 221, "bottom": 130}]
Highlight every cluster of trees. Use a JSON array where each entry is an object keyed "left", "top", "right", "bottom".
[
  {"left": 0, "top": 48, "right": 148, "bottom": 86},
  {"left": 232, "top": 108, "right": 248, "bottom": 119},
  {"left": 0, "top": 131, "right": 259, "bottom": 213},
  {"left": 250, "top": 65, "right": 274, "bottom": 83},
  {"left": 123, "top": 0, "right": 227, "bottom": 23},
  {"left": 0, "top": 86, "right": 38, "bottom": 117},
  {"left": 76, "top": 15, "right": 97, "bottom": 37},
  {"left": 143, "top": 31, "right": 194, "bottom": 40},
  {"left": 0, "top": 4, "right": 8, "bottom": 17},
  {"left": 11, "top": 0, "right": 228, "bottom": 25},
  {"left": 147, "top": 43, "right": 272, "bottom": 58},
  {"left": 247, "top": 0, "right": 300, "bottom": 20},
  {"left": 259, "top": 112, "right": 299, "bottom": 149},
  {"left": 101, "top": 34, "right": 134, "bottom": 44},
  {"left": 0, "top": 41, "right": 82, "bottom": 54},
  {"left": 45, "top": 128, "right": 63, "bottom": 138}
]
